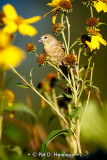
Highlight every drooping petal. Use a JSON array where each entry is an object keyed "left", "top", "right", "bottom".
[
  {"left": 3, "top": 21, "right": 18, "bottom": 34},
  {"left": 94, "top": 1, "right": 107, "bottom": 13},
  {"left": 52, "top": 11, "right": 58, "bottom": 24},
  {"left": 47, "top": 0, "right": 61, "bottom": 7},
  {"left": 24, "top": 16, "right": 41, "bottom": 24},
  {"left": 96, "top": 35, "right": 107, "bottom": 46},
  {"left": 86, "top": 41, "right": 94, "bottom": 52},
  {"left": 0, "top": 46, "right": 25, "bottom": 69},
  {"left": 91, "top": 36, "right": 100, "bottom": 49},
  {"left": 43, "top": 8, "right": 56, "bottom": 18},
  {"left": 0, "top": 30, "right": 10, "bottom": 48},
  {"left": 18, "top": 23, "right": 37, "bottom": 36},
  {"left": 3, "top": 4, "right": 18, "bottom": 20}
]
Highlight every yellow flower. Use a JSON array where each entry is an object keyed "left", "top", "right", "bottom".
[
  {"left": 3, "top": 89, "right": 15, "bottom": 106},
  {"left": 2, "top": 4, "right": 41, "bottom": 36},
  {"left": 94, "top": 0, "right": 107, "bottom": 13},
  {"left": 0, "top": 31, "right": 25, "bottom": 69},
  {"left": 44, "top": 0, "right": 72, "bottom": 24},
  {"left": 86, "top": 35, "right": 107, "bottom": 51},
  {"left": 3, "top": 89, "right": 15, "bottom": 118}
]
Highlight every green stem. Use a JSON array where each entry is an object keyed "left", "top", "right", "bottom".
[
  {"left": 61, "top": 13, "right": 68, "bottom": 55},
  {"left": 77, "top": 56, "right": 92, "bottom": 103},
  {"left": 0, "top": 70, "right": 5, "bottom": 142},
  {"left": 9, "top": 64, "right": 82, "bottom": 154},
  {"left": 9, "top": 64, "right": 69, "bottom": 126},
  {"left": 47, "top": 61, "right": 74, "bottom": 91},
  {"left": 69, "top": 41, "right": 78, "bottom": 51},
  {"left": 0, "top": 100, "right": 3, "bottom": 142},
  {"left": 66, "top": 16, "right": 70, "bottom": 54},
  {"left": 90, "top": 6, "right": 93, "bottom": 17},
  {"left": 77, "top": 48, "right": 82, "bottom": 93},
  {"left": 80, "top": 62, "right": 95, "bottom": 127}
]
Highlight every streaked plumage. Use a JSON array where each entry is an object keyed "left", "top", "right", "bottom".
[{"left": 39, "top": 34, "right": 65, "bottom": 65}]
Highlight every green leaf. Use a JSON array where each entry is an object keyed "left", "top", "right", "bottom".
[
  {"left": 41, "top": 129, "right": 70, "bottom": 160},
  {"left": 4, "top": 103, "right": 37, "bottom": 120},
  {"left": 84, "top": 85, "right": 100, "bottom": 93},
  {"left": 61, "top": 93, "right": 72, "bottom": 99},
  {"left": 16, "top": 83, "right": 30, "bottom": 89},
  {"left": 69, "top": 107, "right": 82, "bottom": 120}
]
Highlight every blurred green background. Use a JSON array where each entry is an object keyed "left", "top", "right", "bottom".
[{"left": 0, "top": 0, "right": 107, "bottom": 153}]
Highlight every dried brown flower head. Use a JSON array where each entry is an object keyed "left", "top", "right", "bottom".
[
  {"left": 65, "top": 53, "right": 78, "bottom": 66},
  {"left": 0, "top": 11, "right": 5, "bottom": 23},
  {"left": 59, "top": 1, "right": 72, "bottom": 9},
  {"left": 52, "top": 23, "right": 65, "bottom": 35},
  {"left": 100, "top": 0, "right": 107, "bottom": 3},
  {"left": 52, "top": 23, "right": 61, "bottom": 32},
  {"left": 86, "top": 17, "right": 98, "bottom": 27},
  {"left": 59, "top": 1, "right": 72, "bottom": 12},
  {"left": 25, "top": 43, "right": 35, "bottom": 52},
  {"left": 37, "top": 54, "right": 46, "bottom": 65}
]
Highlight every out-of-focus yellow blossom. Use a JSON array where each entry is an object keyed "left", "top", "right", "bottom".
[
  {"left": 3, "top": 89, "right": 15, "bottom": 107},
  {"left": 44, "top": 0, "right": 72, "bottom": 24},
  {"left": 2, "top": 4, "right": 41, "bottom": 36},
  {"left": 0, "top": 31, "right": 25, "bottom": 69},
  {"left": 3, "top": 89, "right": 15, "bottom": 118},
  {"left": 94, "top": 0, "right": 107, "bottom": 13},
  {"left": 86, "top": 35, "right": 107, "bottom": 51}
]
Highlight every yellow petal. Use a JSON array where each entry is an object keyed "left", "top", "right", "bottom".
[
  {"left": 24, "top": 16, "right": 41, "bottom": 24},
  {"left": 0, "top": 46, "right": 25, "bottom": 69},
  {"left": 3, "top": 21, "right": 18, "bottom": 34},
  {"left": 4, "top": 89, "right": 15, "bottom": 103},
  {"left": 94, "top": 1, "right": 107, "bottom": 13},
  {"left": 3, "top": 4, "right": 18, "bottom": 20},
  {"left": 47, "top": 0, "right": 61, "bottom": 7},
  {"left": 86, "top": 41, "right": 94, "bottom": 52},
  {"left": 18, "top": 23, "right": 37, "bottom": 36},
  {"left": 91, "top": 36, "right": 100, "bottom": 49},
  {"left": 96, "top": 35, "right": 107, "bottom": 46},
  {"left": 0, "top": 30, "right": 10, "bottom": 48},
  {"left": 43, "top": 8, "right": 56, "bottom": 18},
  {"left": 52, "top": 12, "right": 57, "bottom": 24}
]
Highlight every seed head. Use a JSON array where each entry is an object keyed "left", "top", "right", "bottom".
[
  {"left": 86, "top": 17, "right": 98, "bottom": 27},
  {"left": 65, "top": 53, "right": 78, "bottom": 66},
  {"left": 37, "top": 54, "right": 46, "bottom": 65},
  {"left": 25, "top": 43, "right": 35, "bottom": 52}
]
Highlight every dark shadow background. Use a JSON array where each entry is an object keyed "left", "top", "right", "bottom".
[{"left": 0, "top": 0, "right": 107, "bottom": 134}]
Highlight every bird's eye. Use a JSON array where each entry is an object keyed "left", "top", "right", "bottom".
[{"left": 44, "top": 37, "right": 47, "bottom": 39}]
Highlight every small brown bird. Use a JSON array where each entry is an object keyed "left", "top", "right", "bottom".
[{"left": 38, "top": 34, "right": 65, "bottom": 65}]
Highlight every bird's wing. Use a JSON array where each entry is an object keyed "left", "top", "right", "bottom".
[{"left": 58, "top": 41, "right": 65, "bottom": 51}]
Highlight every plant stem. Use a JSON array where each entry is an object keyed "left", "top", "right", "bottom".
[
  {"left": 80, "top": 61, "right": 95, "bottom": 127},
  {"left": 0, "top": 70, "right": 5, "bottom": 142},
  {"left": 77, "top": 56, "right": 92, "bottom": 103},
  {"left": 90, "top": 6, "right": 93, "bottom": 17},
  {"left": 9, "top": 64, "right": 82, "bottom": 154},
  {"left": 9, "top": 64, "right": 69, "bottom": 126},
  {"left": 66, "top": 16, "right": 70, "bottom": 54},
  {"left": 61, "top": 13, "right": 68, "bottom": 55},
  {"left": 77, "top": 48, "right": 82, "bottom": 93},
  {"left": 47, "top": 61, "right": 74, "bottom": 91},
  {"left": 0, "top": 99, "right": 3, "bottom": 142},
  {"left": 69, "top": 41, "right": 78, "bottom": 51}
]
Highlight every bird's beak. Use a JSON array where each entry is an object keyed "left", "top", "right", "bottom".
[{"left": 38, "top": 38, "right": 43, "bottom": 42}]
